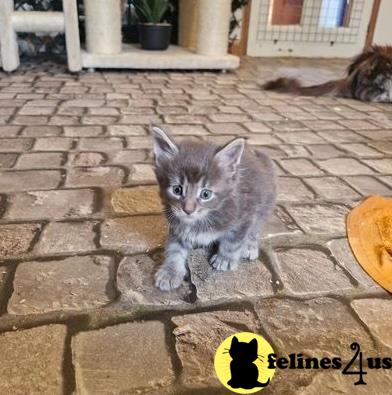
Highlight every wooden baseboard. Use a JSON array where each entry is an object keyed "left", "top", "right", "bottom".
[
  {"left": 229, "top": 0, "right": 251, "bottom": 56},
  {"left": 365, "top": 0, "right": 381, "bottom": 47}
]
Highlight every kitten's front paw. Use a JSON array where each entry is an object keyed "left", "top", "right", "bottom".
[
  {"left": 211, "top": 254, "right": 239, "bottom": 271},
  {"left": 155, "top": 265, "right": 185, "bottom": 291}
]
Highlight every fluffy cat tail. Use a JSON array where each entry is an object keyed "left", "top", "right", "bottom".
[{"left": 262, "top": 77, "right": 342, "bottom": 97}]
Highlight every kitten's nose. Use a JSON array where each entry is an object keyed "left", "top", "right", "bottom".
[{"left": 183, "top": 201, "right": 196, "bottom": 215}]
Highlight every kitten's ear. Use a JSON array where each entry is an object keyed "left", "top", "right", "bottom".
[
  {"left": 215, "top": 138, "right": 245, "bottom": 170},
  {"left": 150, "top": 125, "right": 178, "bottom": 163},
  {"left": 249, "top": 338, "right": 258, "bottom": 351},
  {"left": 231, "top": 336, "right": 239, "bottom": 346}
]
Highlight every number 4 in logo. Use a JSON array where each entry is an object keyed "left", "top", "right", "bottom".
[{"left": 342, "top": 342, "right": 367, "bottom": 385}]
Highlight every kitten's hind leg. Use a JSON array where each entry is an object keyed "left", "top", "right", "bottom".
[
  {"left": 211, "top": 229, "right": 245, "bottom": 271},
  {"left": 155, "top": 238, "right": 189, "bottom": 291},
  {"left": 241, "top": 238, "right": 259, "bottom": 261},
  {"left": 241, "top": 211, "right": 271, "bottom": 261},
  {"left": 242, "top": 225, "right": 262, "bottom": 261}
]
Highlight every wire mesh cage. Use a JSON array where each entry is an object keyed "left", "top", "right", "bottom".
[{"left": 257, "top": 0, "right": 365, "bottom": 45}]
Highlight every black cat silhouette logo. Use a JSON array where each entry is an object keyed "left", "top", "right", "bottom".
[{"left": 214, "top": 332, "right": 275, "bottom": 394}]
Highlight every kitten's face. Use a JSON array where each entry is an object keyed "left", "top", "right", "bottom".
[
  {"left": 151, "top": 126, "right": 244, "bottom": 224},
  {"left": 161, "top": 168, "right": 224, "bottom": 222}
]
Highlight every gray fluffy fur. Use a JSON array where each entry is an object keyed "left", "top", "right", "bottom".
[{"left": 151, "top": 126, "right": 277, "bottom": 291}]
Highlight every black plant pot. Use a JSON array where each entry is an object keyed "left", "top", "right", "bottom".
[{"left": 138, "top": 23, "right": 172, "bottom": 51}]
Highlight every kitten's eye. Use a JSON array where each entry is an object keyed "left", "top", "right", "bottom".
[
  {"left": 200, "top": 189, "right": 213, "bottom": 200},
  {"left": 172, "top": 185, "right": 183, "bottom": 196}
]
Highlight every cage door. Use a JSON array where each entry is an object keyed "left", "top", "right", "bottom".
[{"left": 247, "top": 0, "right": 374, "bottom": 57}]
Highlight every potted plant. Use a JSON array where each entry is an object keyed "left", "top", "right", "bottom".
[{"left": 132, "top": 0, "right": 173, "bottom": 50}]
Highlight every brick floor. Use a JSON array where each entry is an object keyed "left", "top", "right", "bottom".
[{"left": 0, "top": 58, "right": 391, "bottom": 393}]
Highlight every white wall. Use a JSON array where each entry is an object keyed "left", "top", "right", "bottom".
[{"left": 373, "top": 0, "right": 392, "bottom": 45}]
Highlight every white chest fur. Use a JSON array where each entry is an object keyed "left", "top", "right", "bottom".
[{"left": 179, "top": 227, "right": 221, "bottom": 248}]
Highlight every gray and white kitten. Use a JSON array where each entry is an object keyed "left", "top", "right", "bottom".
[{"left": 151, "top": 126, "right": 277, "bottom": 291}]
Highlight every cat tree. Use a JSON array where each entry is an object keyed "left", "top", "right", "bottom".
[
  {"left": 0, "top": 0, "right": 81, "bottom": 72},
  {"left": 0, "top": 0, "right": 239, "bottom": 72},
  {"left": 82, "top": 0, "right": 239, "bottom": 70}
]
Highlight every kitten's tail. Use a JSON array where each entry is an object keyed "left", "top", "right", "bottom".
[{"left": 262, "top": 77, "right": 343, "bottom": 97}]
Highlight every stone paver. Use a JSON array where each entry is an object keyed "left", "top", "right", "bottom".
[
  {"left": 117, "top": 255, "right": 192, "bottom": 305},
  {"left": 341, "top": 142, "right": 382, "bottom": 157},
  {"left": 5, "top": 189, "right": 95, "bottom": 220},
  {"left": 34, "top": 222, "right": 96, "bottom": 255},
  {"left": 66, "top": 166, "right": 124, "bottom": 187},
  {"left": 73, "top": 321, "right": 174, "bottom": 393},
  {"left": 369, "top": 140, "right": 392, "bottom": 154},
  {"left": 0, "top": 170, "right": 61, "bottom": 192},
  {"left": 16, "top": 152, "right": 64, "bottom": 168},
  {"left": 275, "top": 248, "right": 354, "bottom": 295},
  {"left": 286, "top": 204, "right": 349, "bottom": 235},
  {"left": 1, "top": 58, "right": 392, "bottom": 394},
  {"left": 110, "top": 185, "right": 162, "bottom": 215},
  {"left": 0, "top": 266, "right": 10, "bottom": 303},
  {"left": 280, "top": 158, "right": 323, "bottom": 176},
  {"left": 351, "top": 299, "right": 392, "bottom": 348},
  {"left": 307, "top": 143, "right": 344, "bottom": 159},
  {"left": 0, "top": 325, "right": 66, "bottom": 394},
  {"left": 9, "top": 256, "right": 115, "bottom": 314},
  {"left": 0, "top": 138, "right": 33, "bottom": 152},
  {"left": 328, "top": 238, "right": 380, "bottom": 288},
  {"left": 255, "top": 298, "right": 374, "bottom": 360},
  {"left": 0, "top": 125, "right": 21, "bottom": 136},
  {"left": 170, "top": 124, "right": 208, "bottom": 136},
  {"left": 69, "top": 152, "right": 106, "bottom": 166},
  {"left": 172, "top": 310, "right": 258, "bottom": 386},
  {"left": 22, "top": 125, "right": 61, "bottom": 136},
  {"left": 0, "top": 223, "right": 40, "bottom": 258},
  {"left": 277, "top": 177, "right": 315, "bottom": 202},
  {"left": 33, "top": 137, "right": 73, "bottom": 151},
  {"left": 344, "top": 175, "right": 391, "bottom": 196},
  {"left": 297, "top": 371, "right": 392, "bottom": 395},
  {"left": 100, "top": 216, "right": 167, "bottom": 254},
  {"left": 110, "top": 149, "right": 146, "bottom": 164},
  {"left": 0, "top": 153, "right": 18, "bottom": 168},
  {"left": 108, "top": 124, "right": 146, "bottom": 136},
  {"left": 64, "top": 125, "right": 103, "bottom": 137},
  {"left": 363, "top": 159, "right": 392, "bottom": 174},
  {"left": 265, "top": 370, "right": 315, "bottom": 395},
  {"left": 305, "top": 176, "right": 360, "bottom": 200},
  {"left": 380, "top": 175, "right": 392, "bottom": 188},
  {"left": 317, "top": 158, "right": 374, "bottom": 175},
  {"left": 263, "top": 208, "right": 302, "bottom": 238},
  {"left": 78, "top": 137, "right": 124, "bottom": 151},
  {"left": 188, "top": 249, "right": 274, "bottom": 302},
  {"left": 130, "top": 163, "right": 156, "bottom": 183}
]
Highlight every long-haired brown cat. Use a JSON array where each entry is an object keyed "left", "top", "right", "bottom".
[{"left": 263, "top": 45, "right": 392, "bottom": 102}]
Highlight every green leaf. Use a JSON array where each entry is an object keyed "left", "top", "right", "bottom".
[{"left": 131, "top": 0, "right": 170, "bottom": 23}]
